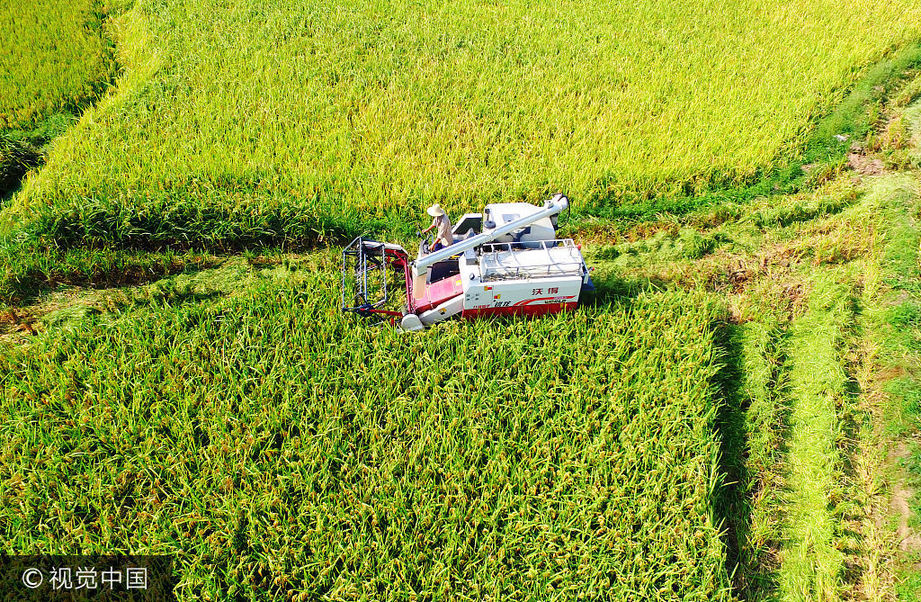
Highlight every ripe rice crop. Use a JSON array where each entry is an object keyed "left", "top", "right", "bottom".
[
  {"left": 0, "top": 264, "right": 730, "bottom": 600},
  {"left": 0, "top": 0, "right": 118, "bottom": 130},
  {"left": 6, "top": 0, "right": 921, "bottom": 245}
]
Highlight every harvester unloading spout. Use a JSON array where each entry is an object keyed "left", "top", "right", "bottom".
[
  {"left": 341, "top": 193, "right": 591, "bottom": 330},
  {"left": 410, "top": 194, "right": 570, "bottom": 279}
]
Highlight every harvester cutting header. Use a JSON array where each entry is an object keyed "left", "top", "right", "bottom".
[{"left": 341, "top": 194, "right": 594, "bottom": 331}]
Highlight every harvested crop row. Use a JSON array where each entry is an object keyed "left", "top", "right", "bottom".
[
  {"left": 719, "top": 318, "right": 788, "bottom": 599},
  {"left": 1, "top": 265, "right": 730, "bottom": 600},
  {"left": 777, "top": 273, "right": 852, "bottom": 601}
]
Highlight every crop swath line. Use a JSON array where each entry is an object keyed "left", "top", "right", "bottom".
[
  {"left": 715, "top": 317, "right": 790, "bottom": 599},
  {"left": 777, "top": 275, "right": 852, "bottom": 601}
]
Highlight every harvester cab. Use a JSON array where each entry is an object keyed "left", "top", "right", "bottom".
[{"left": 341, "top": 193, "right": 594, "bottom": 331}]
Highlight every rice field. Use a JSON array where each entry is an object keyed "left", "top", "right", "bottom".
[
  {"left": 0, "top": 0, "right": 118, "bottom": 130},
  {"left": 0, "top": 0, "right": 124, "bottom": 201},
  {"left": 0, "top": 263, "right": 731, "bottom": 600},
  {"left": 4, "top": 1, "right": 921, "bottom": 600},
  {"left": 5, "top": 0, "right": 921, "bottom": 246}
]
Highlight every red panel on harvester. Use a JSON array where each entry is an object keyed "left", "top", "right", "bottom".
[
  {"left": 414, "top": 275, "right": 465, "bottom": 313},
  {"left": 462, "top": 301, "right": 578, "bottom": 319}
]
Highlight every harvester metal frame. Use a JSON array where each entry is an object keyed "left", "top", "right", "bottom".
[{"left": 340, "top": 237, "right": 412, "bottom": 322}]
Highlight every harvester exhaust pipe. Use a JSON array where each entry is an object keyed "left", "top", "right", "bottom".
[{"left": 411, "top": 193, "right": 569, "bottom": 279}]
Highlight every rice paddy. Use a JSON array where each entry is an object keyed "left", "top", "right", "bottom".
[
  {"left": 0, "top": 267, "right": 732, "bottom": 600},
  {"left": 0, "top": 0, "right": 118, "bottom": 130},
  {"left": 3, "top": 1, "right": 921, "bottom": 600},
  {"left": 5, "top": 0, "right": 921, "bottom": 246},
  {"left": 0, "top": 0, "right": 122, "bottom": 201}
]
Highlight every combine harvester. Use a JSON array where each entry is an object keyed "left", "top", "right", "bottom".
[{"left": 341, "top": 194, "right": 594, "bottom": 331}]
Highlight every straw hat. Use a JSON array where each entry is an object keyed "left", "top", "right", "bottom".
[{"left": 426, "top": 203, "right": 445, "bottom": 217}]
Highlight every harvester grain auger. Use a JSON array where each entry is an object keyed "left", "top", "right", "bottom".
[{"left": 341, "top": 194, "right": 594, "bottom": 331}]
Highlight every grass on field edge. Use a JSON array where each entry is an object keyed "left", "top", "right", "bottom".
[
  {"left": 716, "top": 318, "right": 787, "bottom": 600},
  {"left": 720, "top": 177, "right": 921, "bottom": 602},
  {"left": 861, "top": 171, "right": 921, "bottom": 600}
]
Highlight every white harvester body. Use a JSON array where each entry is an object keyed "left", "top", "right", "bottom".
[{"left": 341, "top": 194, "right": 594, "bottom": 330}]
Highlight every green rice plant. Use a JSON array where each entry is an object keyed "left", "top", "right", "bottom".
[
  {"left": 0, "top": 235, "right": 218, "bottom": 305},
  {"left": 778, "top": 273, "right": 852, "bottom": 602},
  {"left": 0, "top": 264, "right": 732, "bottom": 601},
  {"left": 733, "top": 319, "right": 788, "bottom": 599},
  {"left": 4, "top": 0, "right": 921, "bottom": 246},
  {"left": 0, "top": 0, "right": 119, "bottom": 130},
  {"left": 0, "top": 133, "right": 42, "bottom": 199},
  {"left": 747, "top": 176, "right": 859, "bottom": 229}
]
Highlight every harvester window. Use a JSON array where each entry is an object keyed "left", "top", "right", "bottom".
[
  {"left": 427, "top": 259, "right": 461, "bottom": 284},
  {"left": 452, "top": 214, "right": 482, "bottom": 237}
]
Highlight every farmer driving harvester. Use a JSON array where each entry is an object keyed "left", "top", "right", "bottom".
[
  {"left": 421, "top": 203, "right": 453, "bottom": 253},
  {"left": 342, "top": 193, "right": 594, "bottom": 330}
]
